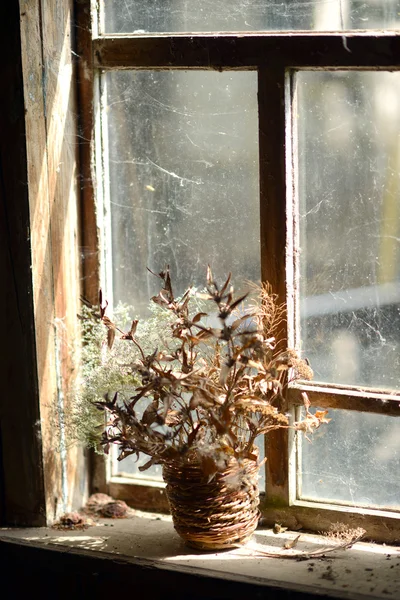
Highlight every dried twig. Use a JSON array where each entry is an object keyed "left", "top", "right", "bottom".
[{"left": 236, "top": 531, "right": 365, "bottom": 561}]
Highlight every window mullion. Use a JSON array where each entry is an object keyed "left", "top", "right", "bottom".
[
  {"left": 76, "top": 0, "right": 99, "bottom": 305},
  {"left": 258, "top": 66, "right": 291, "bottom": 507}
]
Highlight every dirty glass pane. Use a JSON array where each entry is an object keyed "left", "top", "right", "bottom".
[
  {"left": 299, "top": 408, "right": 400, "bottom": 509},
  {"left": 103, "top": 0, "right": 400, "bottom": 34},
  {"left": 298, "top": 71, "right": 400, "bottom": 390},
  {"left": 104, "top": 70, "right": 261, "bottom": 480},
  {"left": 105, "top": 70, "right": 260, "bottom": 314}
]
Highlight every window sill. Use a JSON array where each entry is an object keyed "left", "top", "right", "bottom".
[{"left": 1, "top": 512, "right": 400, "bottom": 599}]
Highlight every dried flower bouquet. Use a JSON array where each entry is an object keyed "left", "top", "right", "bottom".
[{"left": 94, "top": 266, "right": 328, "bottom": 549}]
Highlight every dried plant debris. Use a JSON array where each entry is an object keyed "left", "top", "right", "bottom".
[
  {"left": 84, "top": 492, "right": 114, "bottom": 514},
  {"left": 246, "top": 526, "right": 366, "bottom": 561},
  {"left": 52, "top": 495, "right": 133, "bottom": 530},
  {"left": 273, "top": 523, "right": 288, "bottom": 534},
  {"left": 98, "top": 500, "right": 130, "bottom": 518},
  {"left": 52, "top": 512, "right": 95, "bottom": 530},
  {"left": 283, "top": 534, "right": 301, "bottom": 549},
  {"left": 81, "top": 266, "right": 326, "bottom": 484},
  {"left": 84, "top": 493, "right": 132, "bottom": 518},
  {"left": 324, "top": 522, "right": 367, "bottom": 544}
]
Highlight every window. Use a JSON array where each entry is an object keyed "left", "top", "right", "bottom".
[
  {"left": 75, "top": 1, "right": 400, "bottom": 541},
  {"left": 6, "top": 0, "right": 399, "bottom": 536}
]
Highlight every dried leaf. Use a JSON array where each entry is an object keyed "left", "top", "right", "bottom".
[
  {"left": 283, "top": 534, "right": 301, "bottom": 549},
  {"left": 122, "top": 319, "right": 138, "bottom": 340},
  {"left": 230, "top": 314, "right": 253, "bottom": 331},
  {"left": 192, "top": 312, "right": 208, "bottom": 324},
  {"left": 164, "top": 410, "right": 182, "bottom": 426},
  {"left": 141, "top": 402, "right": 159, "bottom": 426},
  {"left": 229, "top": 292, "right": 249, "bottom": 312},
  {"left": 273, "top": 523, "right": 288, "bottom": 534},
  {"left": 138, "top": 457, "right": 158, "bottom": 472},
  {"left": 315, "top": 410, "right": 331, "bottom": 424},
  {"left": 219, "top": 272, "right": 232, "bottom": 297}
]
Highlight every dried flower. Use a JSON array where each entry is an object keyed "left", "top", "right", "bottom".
[{"left": 90, "top": 266, "right": 327, "bottom": 477}]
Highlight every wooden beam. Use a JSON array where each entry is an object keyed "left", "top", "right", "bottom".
[
  {"left": 19, "top": 0, "right": 88, "bottom": 523},
  {"left": 40, "top": 0, "right": 88, "bottom": 518},
  {"left": 75, "top": 0, "right": 108, "bottom": 496},
  {"left": 0, "top": 0, "right": 46, "bottom": 526},
  {"left": 289, "top": 384, "right": 400, "bottom": 417},
  {"left": 94, "top": 33, "right": 400, "bottom": 70},
  {"left": 258, "top": 66, "right": 289, "bottom": 506},
  {"left": 75, "top": 0, "right": 100, "bottom": 305}
]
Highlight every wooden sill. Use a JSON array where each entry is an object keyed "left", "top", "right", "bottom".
[{"left": 1, "top": 512, "right": 400, "bottom": 599}]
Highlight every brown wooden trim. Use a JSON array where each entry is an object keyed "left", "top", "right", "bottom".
[
  {"left": 288, "top": 384, "right": 400, "bottom": 416},
  {"left": 75, "top": 0, "right": 99, "bottom": 305},
  {"left": 75, "top": 0, "right": 105, "bottom": 495},
  {"left": 94, "top": 33, "right": 400, "bottom": 70},
  {"left": 258, "top": 66, "right": 289, "bottom": 505},
  {"left": 0, "top": 0, "right": 46, "bottom": 526},
  {"left": 259, "top": 500, "right": 400, "bottom": 545},
  {"left": 18, "top": 0, "right": 89, "bottom": 522}
]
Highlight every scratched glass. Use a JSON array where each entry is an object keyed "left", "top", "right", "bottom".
[
  {"left": 102, "top": 0, "right": 400, "bottom": 34},
  {"left": 298, "top": 71, "right": 400, "bottom": 390},
  {"left": 299, "top": 408, "right": 400, "bottom": 509},
  {"left": 105, "top": 70, "right": 260, "bottom": 314},
  {"left": 104, "top": 70, "right": 262, "bottom": 481}
]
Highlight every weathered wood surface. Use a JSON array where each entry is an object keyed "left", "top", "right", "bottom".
[
  {"left": 18, "top": 0, "right": 88, "bottom": 523},
  {"left": 76, "top": 0, "right": 99, "bottom": 306},
  {"left": 94, "top": 33, "right": 400, "bottom": 70},
  {"left": 260, "top": 500, "right": 400, "bottom": 545},
  {"left": 0, "top": 0, "right": 46, "bottom": 527},
  {"left": 289, "top": 384, "right": 400, "bottom": 416}
]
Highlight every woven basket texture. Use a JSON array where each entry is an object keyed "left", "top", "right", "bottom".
[{"left": 163, "top": 456, "right": 260, "bottom": 550}]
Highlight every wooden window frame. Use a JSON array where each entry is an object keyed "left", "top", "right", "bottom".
[
  {"left": 75, "top": 2, "right": 400, "bottom": 542},
  {"left": 1, "top": 0, "right": 92, "bottom": 527}
]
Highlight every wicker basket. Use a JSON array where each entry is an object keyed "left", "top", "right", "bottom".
[{"left": 163, "top": 456, "right": 260, "bottom": 550}]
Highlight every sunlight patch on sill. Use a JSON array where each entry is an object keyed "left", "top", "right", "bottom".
[{"left": 21, "top": 535, "right": 110, "bottom": 551}]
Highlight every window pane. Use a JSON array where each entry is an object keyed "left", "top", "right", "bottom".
[
  {"left": 299, "top": 408, "right": 400, "bottom": 509},
  {"left": 102, "top": 0, "right": 400, "bottom": 34},
  {"left": 103, "top": 70, "right": 261, "bottom": 480},
  {"left": 298, "top": 71, "right": 400, "bottom": 389},
  {"left": 104, "top": 70, "right": 260, "bottom": 314}
]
